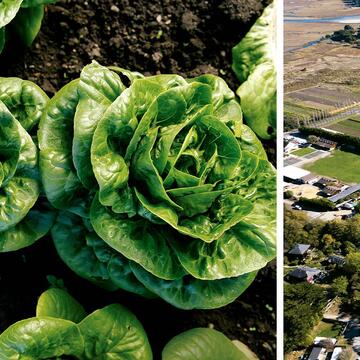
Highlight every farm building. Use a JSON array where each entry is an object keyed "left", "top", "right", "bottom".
[
  {"left": 313, "top": 138, "right": 337, "bottom": 151},
  {"left": 288, "top": 244, "right": 311, "bottom": 258},
  {"left": 300, "top": 173, "right": 321, "bottom": 185},
  {"left": 288, "top": 266, "right": 325, "bottom": 283},
  {"left": 284, "top": 133, "right": 308, "bottom": 153},
  {"left": 283, "top": 166, "right": 310, "bottom": 184},
  {"left": 320, "top": 184, "right": 346, "bottom": 197},
  {"left": 329, "top": 184, "right": 360, "bottom": 203},
  {"left": 316, "top": 177, "right": 337, "bottom": 188},
  {"left": 308, "top": 346, "right": 327, "bottom": 360}
]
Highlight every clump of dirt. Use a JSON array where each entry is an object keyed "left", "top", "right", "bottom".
[{"left": 0, "top": 0, "right": 270, "bottom": 93}]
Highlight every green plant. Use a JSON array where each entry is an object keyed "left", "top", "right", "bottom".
[
  {"left": 0, "top": 288, "right": 152, "bottom": 359},
  {"left": 39, "top": 61, "right": 276, "bottom": 309},
  {"left": 0, "top": 0, "right": 56, "bottom": 54},
  {"left": 0, "top": 77, "right": 55, "bottom": 251},
  {"left": 298, "top": 197, "right": 337, "bottom": 212},
  {"left": 162, "top": 328, "right": 259, "bottom": 360},
  {"left": 232, "top": 1, "right": 276, "bottom": 139}
]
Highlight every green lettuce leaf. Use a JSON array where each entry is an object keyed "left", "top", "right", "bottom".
[
  {"left": 79, "top": 304, "right": 153, "bottom": 360},
  {"left": 232, "top": 2, "right": 276, "bottom": 139},
  {"left": 0, "top": 0, "right": 23, "bottom": 28},
  {"left": 131, "top": 262, "right": 257, "bottom": 310},
  {"left": 0, "top": 317, "right": 84, "bottom": 359},
  {"left": 162, "top": 328, "right": 254, "bottom": 360},
  {"left": 11, "top": 5, "right": 44, "bottom": 46},
  {"left": 36, "top": 288, "right": 87, "bottom": 323}
]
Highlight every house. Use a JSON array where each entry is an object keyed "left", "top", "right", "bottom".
[
  {"left": 321, "top": 185, "right": 343, "bottom": 197},
  {"left": 313, "top": 138, "right": 337, "bottom": 151},
  {"left": 288, "top": 244, "right": 311, "bottom": 258},
  {"left": 341, "top": 202, "right": 356, "bottom": 210},
  {"left": 300, "top": 173, "right": 321, "bottom": 185},
  {"left": 329, "top": 184, "right": 360, "bottom": 203},
  {"left": 288, "top": 266, "right": 325, "bottom": 283},
  {"left": 308, "top": 346, "right": 327, "bottom": 360},
  {"left": 283, "top": 165, "right": 311, "bottom": 184},
  {"left": 315, "top": 177, "right": 337, "bottom": 188},
  {"left": 328, "top": 255, "right": 346, "bottom": 266}
]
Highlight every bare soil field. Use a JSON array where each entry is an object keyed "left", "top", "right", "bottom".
[
  {"left": 285, "top": 43, "right": 360, "bottom": 91},
  {"left": 285, "top": 0, "right": 358, "bottom": 18},
  {"left": 285, "top": 22, "right": 347, "bottom": 52},
  {"left": 288, "top": 86, "right": 359, "bottom": 107},
  {"left": 286, "top": 184, "right": 320, "bottom": 199}
]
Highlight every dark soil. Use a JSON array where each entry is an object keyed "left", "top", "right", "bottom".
[{"left": 0, "top": 0, "right": 276, "bottom": 359}]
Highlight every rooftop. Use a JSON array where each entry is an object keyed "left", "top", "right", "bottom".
[
  {"left": 329, "top": 184, "right": 360, "bottom": 203},
  {"left": 283, "top": 165, "right": 310, "bottom": 181},
  {"left": 288, "top": 266, "right": 322, "bottom": 279},
  {"left": 308, "top": 347, "right": 324, "bottom": 360},
  {"left": 288, "top": 244, "right": 311, "bottom": 255}
]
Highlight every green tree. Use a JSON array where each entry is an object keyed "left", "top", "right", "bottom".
[
  {"left": 307, "top": 135, "right": 319, "bottom": 144},
  {"left": 284, "top": 283, "right": 327, "bottom": 352},
  {"left": 321, "top": 234, "right": 337, "bottom": 255},
  {"left": 345, "top": 252, "right": 360, "bottom": 274},
  {"left": 284, "top": 190, "right": 294, "bottom": 199},
  {"left": 332, "top": 276, "right": 349, "bottom": 296}
]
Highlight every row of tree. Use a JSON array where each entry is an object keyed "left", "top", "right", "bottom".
[{"left": 299, "top": 126, "right": 360, "bottom": 148}]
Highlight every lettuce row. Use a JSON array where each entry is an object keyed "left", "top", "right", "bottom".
[
  {"left": 0, "top": 77, "right": 55, "bottom": 252},
  {"left": 0, "top": 0, "right": 56, "bottom": 54},
  {"left": 39, "top": 61, "right": 276, "bottom": 309},
  {"left": 232, "top": 1, "right": 276, "bottom": 139},
  {"left": 0, "top": 288, "right": 152, "bottom": 359},
  {"left": 0, "top": 288, "right": 258, "bottom": 359}
]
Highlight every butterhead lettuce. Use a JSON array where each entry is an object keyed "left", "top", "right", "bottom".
[
  {"left": 39, "top": 61, "right": 276, "bottom": 309},
  {"left": 0, "top": 77, "right": 55, "bottom": 251}
]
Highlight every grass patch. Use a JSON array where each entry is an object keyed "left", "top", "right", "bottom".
[
  {"left": 313, "top": 320, "right": 342, "bottom": 338},
  {"left": 326, "top": 117, "right": 360, "bottom": 137},
  {"left": 292, "top": 147, "right": 316, "bottom": 157},
  {"left": 303, "top": 150, "right": 360, "bottom": 184}
]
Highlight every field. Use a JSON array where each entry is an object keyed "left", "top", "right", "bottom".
[
  {"left": 292, "top": 147, "right": 316, "bottom": 157},
  {"left": 285, "top": 85, "right": 360, "bottom": 121},
  {"left": 287, "top": 86, "right": 359, "bottom": 108},
  {"left": 312, "top": 320, "right": 342, "bottom": 338},
  {"left": 325, "top": 117, "right": 360, "bottom": 137},
  {"left": 303, "top": 150, "right": 360, "bottom": 184}
]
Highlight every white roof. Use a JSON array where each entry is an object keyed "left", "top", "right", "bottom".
[
  {"left": 330, "top": 347, "right": 343, "bottom": 360},
  {"left": 283, "top": 165, "right": 310, "bottom": 180}
]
